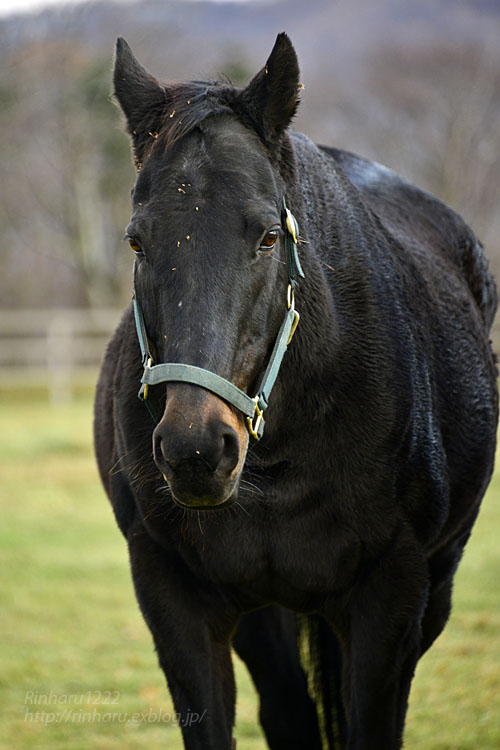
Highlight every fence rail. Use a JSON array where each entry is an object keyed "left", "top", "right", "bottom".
[{"left": 0, "top": 308, "right": 123, "bottom": 401}]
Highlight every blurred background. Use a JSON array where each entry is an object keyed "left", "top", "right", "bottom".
[{"left": 1, "top": 1, "right": 499, "bottom": 748}]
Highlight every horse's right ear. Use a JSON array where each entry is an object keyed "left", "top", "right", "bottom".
[{"left": 113, "top": 38, "right": 168, "bottom": 164}]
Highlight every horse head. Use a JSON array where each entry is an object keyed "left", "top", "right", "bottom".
[{"left": 114, "top": 34, "right": 303, "bottom": 509}]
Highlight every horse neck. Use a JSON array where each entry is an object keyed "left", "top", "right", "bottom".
[
  {"left": 286, "top": 131, "right": 378, "bottom": 356},
  {"left": 261, "top": 133, "right": 396, "bottom": 453}
]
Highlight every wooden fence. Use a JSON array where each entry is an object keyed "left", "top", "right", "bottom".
[{"left": 0, "top": 308, "right": 122, "bottom": 402}]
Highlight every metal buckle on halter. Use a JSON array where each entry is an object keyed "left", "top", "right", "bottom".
[
  {"left": 288, "top": 310, "right": 300, "bottom": 345},
  {"left": 285, "top": 206, "right": 298, "bottom": 244},
  {"left": 142, "top": 357, "right": 153, "bottom": 400},
  {"left": 246, "top": 397, "right": 264, "bottom": 440},
  {"left": 287, "top": 284, "right": 300, "bottom": 344}
]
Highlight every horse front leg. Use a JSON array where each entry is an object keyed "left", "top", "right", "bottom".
[
  {"left": 128, "top": 525, "right": 238, "bottom": 750},
  {"left": 330, "top": 527, "right": 429, "bottom": 750}
]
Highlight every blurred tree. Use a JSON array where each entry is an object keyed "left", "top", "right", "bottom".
[
  {"left": 0, "top": 41, "right": 133, "bottom": 308},
  {"left": 363, "top": 42, "right": 500, "bottom": 275},
  {"left": 1, "top": 31, "right": 498, "bottom": 310}
]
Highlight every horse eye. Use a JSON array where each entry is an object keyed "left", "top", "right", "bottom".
[
  {"left": 259, "top": 230, "right": 279, "bottom": 250},
  {"left": 127, "top": 237, "right": 143, "bottom": 254}
]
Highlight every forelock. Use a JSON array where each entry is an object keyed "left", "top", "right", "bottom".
[{"left": 152, "top": 81, "right": 238, "bottom": 154}]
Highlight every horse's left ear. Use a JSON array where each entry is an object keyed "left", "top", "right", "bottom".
[{"left": 237, "top": 33, "right": 300, "bottom": 144}]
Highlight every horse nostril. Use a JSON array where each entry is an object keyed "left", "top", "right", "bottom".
[
  {"left": 153, "top": 430, "right": 172, "bottom": 471},
  {"left": 218, "top": 428, "right": 240, "bottom": 476}
]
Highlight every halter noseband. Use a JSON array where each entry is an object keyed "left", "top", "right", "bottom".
[{"left": 132, "top": 197, "right": 304, "bottom": 440}]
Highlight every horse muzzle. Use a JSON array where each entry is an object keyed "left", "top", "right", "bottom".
[{"left": 152, "top": 385, "right": 248, "bottom": 509}]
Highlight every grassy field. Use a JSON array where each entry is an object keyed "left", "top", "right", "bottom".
[{"left": 1, "top": 390, "right": 499, "bottom": 749}]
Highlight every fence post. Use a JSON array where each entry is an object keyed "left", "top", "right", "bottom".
[{"left": 46, "top": 313, "right": 73, "bottom": 404}]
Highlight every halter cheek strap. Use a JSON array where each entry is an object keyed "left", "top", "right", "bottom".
[{"left": 132, "top": 197, "right": 304, "bottom": 439}]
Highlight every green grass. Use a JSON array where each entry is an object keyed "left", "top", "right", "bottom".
[{"left": 1, "top": 391, "right": 499, "bottom": 749}]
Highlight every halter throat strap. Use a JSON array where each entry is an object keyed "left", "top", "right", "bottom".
[{"left": 132, "top": 197, "right": 304, "bottom": 439}]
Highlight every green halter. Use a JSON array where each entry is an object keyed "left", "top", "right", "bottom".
[{"left": 133, "top": 197, "right": 304, "bottom": 439}]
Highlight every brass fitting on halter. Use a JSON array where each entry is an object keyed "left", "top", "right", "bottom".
[
  {"left": 246, "top": 397, "right": 265, "bottom": 441},
  {"left": 287, "top": 284, "right": 300, "bottom": 345}
]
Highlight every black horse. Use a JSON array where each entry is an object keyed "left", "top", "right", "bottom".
[{"left": 94, "top": 33, "right": 498, "bottom": 749}]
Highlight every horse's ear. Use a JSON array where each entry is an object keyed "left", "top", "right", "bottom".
[
  {"left": 113, "top": 38, "right": 168, "bottom": 164},
  {"left": 237, "top": 33, "right": 300, "bottom": 144}
]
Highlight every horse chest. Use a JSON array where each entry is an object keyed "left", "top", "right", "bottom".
[
  {"left": 184, "top": 510, "right": 363, "bottom": 604},
  {"left": 267, "top": 515, "right": 362, "bottom": 598}
]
